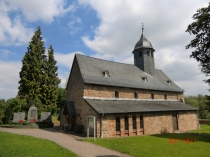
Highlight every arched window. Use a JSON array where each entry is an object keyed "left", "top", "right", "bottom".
[
  {"left": 164, "top": 94, "right": 167, "bottom": 100},
  {"left": 115, "top": 91, "right": 119, "bottom": 98},
  {"left": 151, "top": 93, "right": 154, "bottom": 99},
  {"left": 134, "top": 92, "right": 138, "bottom": 99}
]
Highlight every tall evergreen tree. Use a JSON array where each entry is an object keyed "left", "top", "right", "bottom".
[
  {"left": 18, "top": 26, "right": 46, "bottom": 101},
  {"left": 42, "top": 45, "right": 61, "bottom": 112}
]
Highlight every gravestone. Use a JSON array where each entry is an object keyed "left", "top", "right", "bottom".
[
  {"left": 40, "top": 112, "right": 52, "bottom": 122},
  {"left": 27, "top": 104, "right": 38, "bottom": 122},
  {"left": 12, "top": 112, "right": 25, "bottom": 123}
]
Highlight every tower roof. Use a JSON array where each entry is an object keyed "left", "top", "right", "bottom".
[{"left": 134, "top": 34, "right": 155, "bottom": 51}]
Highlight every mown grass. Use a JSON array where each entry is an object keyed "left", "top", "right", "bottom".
[
  {"left": 0, "top": 131, "right": 78, "bottom": 157},
  {"left": 190, "top": 124, "right": 210, "bottom": 134},
  {"left": 85, "top": 124, "right": 210, "bottom": 157}
]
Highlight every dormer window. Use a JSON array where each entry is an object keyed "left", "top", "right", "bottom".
[
  {"left": 167, "top": 80, "right": 172, "bottom": 85},
  {"left": 142, "top": 76, "right": 148, "bottom": 82},
  {"left": 104, "top": 70, "right": 110, "bottom": 77}
]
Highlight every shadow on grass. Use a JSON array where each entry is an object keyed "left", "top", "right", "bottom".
[{"left": 150, "top": 132, "right": 210, "bottom": 143}]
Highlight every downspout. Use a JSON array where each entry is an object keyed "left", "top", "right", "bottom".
[
  {"left": 196, "top": 110, "right": 200, "bottom": 129},
  {"left": 101, "top": 113, "right": 104, "bottom": 138}
]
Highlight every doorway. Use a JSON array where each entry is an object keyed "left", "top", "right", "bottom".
[{"left": 172, "top": 112, "right": 178, "bottom": 130}]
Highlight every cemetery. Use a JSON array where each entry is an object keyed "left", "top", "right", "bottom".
[{"left": 1, "top": 105, "right": 54, "bottom": 128}]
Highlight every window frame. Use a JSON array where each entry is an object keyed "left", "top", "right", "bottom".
[
  {"left": 132, "top": 116, "right": 136, "bottom": 130},
  {"left": 115, "top": 91, "right": 119, "bottom": 98},
  {"left": 116, "top": 117, "right": 120, "bottom": 131},
  {"left": 124, "top": 117, "right": 129, "bottom": 131},
  {"left": 140, "top": 116, "right": 143, "bottom": 129}
]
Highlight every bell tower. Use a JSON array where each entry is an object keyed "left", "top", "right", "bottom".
[{"left": 132, "top": 24, "right": 155, "bottom": 76}]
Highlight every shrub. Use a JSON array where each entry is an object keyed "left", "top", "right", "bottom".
[{"left": 22, "top": 121, "right": 28, "bottom": 125}]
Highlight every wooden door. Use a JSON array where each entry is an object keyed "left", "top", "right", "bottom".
[{"left": 172, "top": 113, "right": 178, "bottom": 130}]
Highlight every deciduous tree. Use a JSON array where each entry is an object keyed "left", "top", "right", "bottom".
[{"left": 186, "top": 3, "right": 210, "bottom": 85}]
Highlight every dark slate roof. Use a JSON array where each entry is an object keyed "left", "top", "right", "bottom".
[
  {"left": 76, "top": 54, "right": 184, "bottom": 92},
  {"left": 85, "top": 99, "right": 198, "bottom": 114},
  {"left": 134, "top": 34, "right": 154, "bottom": 50},
  {"left": 63, "top": 101, "right": 76, "bottom": 115}
]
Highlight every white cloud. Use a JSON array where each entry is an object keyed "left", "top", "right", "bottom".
[
  {"left": 0, "top": 60, "right": 21, "bottom": 100},
  {"left": 55, "top": 51, "right": 84, "bottom": 68},
  {"left": 3, "top": 0, "right": 75, "bottom": 23},
  {"left": 78, "top": 0, "right": 210, "bottom": 96},
  {"left": 0, "top": 0, "right": 75, "bottom": 46},
  {"left": 0, "top": 49, "right": 15, "bottom": 58},
  {"left": 68, "top": 16, "right": 83, "bottom": 35}
]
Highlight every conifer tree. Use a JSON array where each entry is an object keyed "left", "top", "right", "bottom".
[
  {"left": 42, "top": 45, "right": 61, "bottom": 112},
  {"left": 18, "top": 26, "right": 46, "bottom": 101}
]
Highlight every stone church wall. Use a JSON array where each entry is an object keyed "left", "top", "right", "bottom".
[
  {"left": 84, "top": 84, "right": 184, "bottom": 102},
  {"left": 98, "top": 111, "right": 198, "bottom": 138},
  {"left": 65, "top": 59, "right": 98, "bottom": 133},
  {"left": 178, "top": 111, "right": 199, "bottom": 131}
]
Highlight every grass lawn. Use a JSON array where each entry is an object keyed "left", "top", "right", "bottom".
[
  {"left": 85, "top": 124, "right": 210, "bottom": 157},
  {"left": 0, "top": 131, "right": 78, "bottom": 157},
  {"left": 190, "top": 124, "right": 210, "bottom": 134}
]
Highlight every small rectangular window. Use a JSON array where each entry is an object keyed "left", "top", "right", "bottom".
[
  {"left": 134, "top": 92, "right": 138, "bottom": 99},
  {"left": 140, "top": 116, "right": 143, "bottom": 129},
  {"left": 151, "top": 52, "right": 153, "bottom": 57},
  {"left": 124, "top": 117, "right": 128, "bottom": 130},
  {"left": 147, "top": 51, "right": 150, "bottom": 56},
  {"left": 116, "top": 117, "right": 120, "bottom": 131},
  {"left": 139, "top": 51, "right": 142, "bottom": 57},
  {"left": 132, "top": 116, "right": 136, "bottom": 130}
]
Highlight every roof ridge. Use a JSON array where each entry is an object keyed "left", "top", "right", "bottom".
[{"left": 75, "top": 53, "right": 134, "bottom": 66}]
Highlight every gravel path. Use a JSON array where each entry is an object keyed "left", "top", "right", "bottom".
[{"left": 0, "top": 127, "right": 133, "bottom": 157}]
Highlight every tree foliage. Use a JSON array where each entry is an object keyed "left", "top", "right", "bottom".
[
  {"left": 186, "top": 3, "right": 210, "bottom": 85},
  {"left": 56, "top": 87, "right": 66, "bottom": 109},
  {"left": 0, "top": 99, "right": 6, "bottom": 124},
  {"left": 42, "top": 45, "right": 61, "bottom": 112},
  {"left": 18, "top": 26, "right": 60, "bottom": 113},
  {"left": 18, "top": 26, "right": 46, "bottom": 100},
  {"left": 185, "top": 94, "right": 210, "bottom": 119}
]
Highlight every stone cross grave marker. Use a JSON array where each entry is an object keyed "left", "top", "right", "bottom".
[
  {"left": 12, "top": 112, "right": 25, "bottom": 123},
  {"left": 27, "top": 104, "right": 38, "bottom": 122},
  {"left": 40, "top": 112, "right": 52, "bottom": 122}
]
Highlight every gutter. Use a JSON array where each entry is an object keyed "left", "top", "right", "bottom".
[{"left": 101, "top": 113, "right": 104, "bottom": 138}]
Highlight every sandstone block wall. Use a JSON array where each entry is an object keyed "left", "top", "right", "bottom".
[
  {"left": 178, "top": 111, "right": 199, "bottom": 131},
  {"left": 98, "top": 111, "right": 198, "bottom": 138},
  {"left": 84, "top": 84, "right": 184, "bottom": 102},
  {"left": 66, "top": 59, "right": 98, "bottom": 132}
]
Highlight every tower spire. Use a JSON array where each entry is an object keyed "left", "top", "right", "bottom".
[{"left": 141, "top": 23, "right": 144, "bottom": 34}]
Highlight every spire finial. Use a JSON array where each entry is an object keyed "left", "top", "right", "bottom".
[{"left": 141, "top": 23, "right": 144, "bottom": 34}]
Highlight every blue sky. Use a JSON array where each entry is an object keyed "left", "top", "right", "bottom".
[{"left": 0, "top": 0, "right": 209, "bottom": 100}]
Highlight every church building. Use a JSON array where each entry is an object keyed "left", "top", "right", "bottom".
[{"left": 61, "top": 29, "right": 199, "bottom": 138}]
